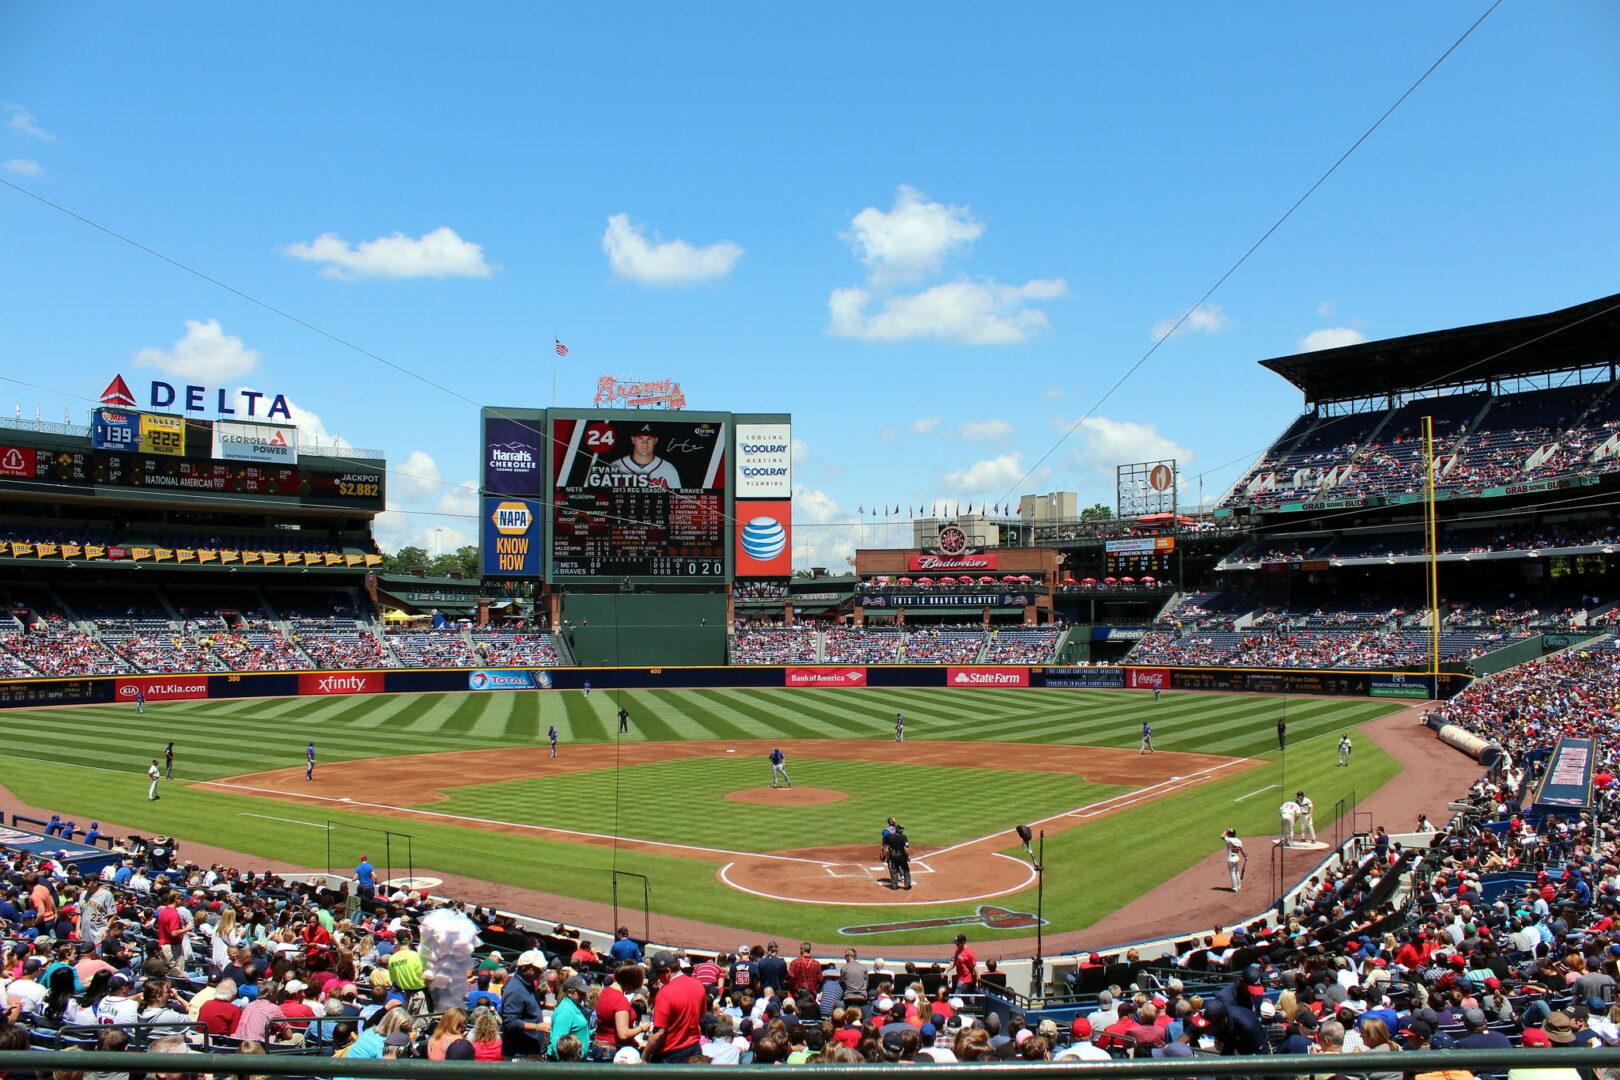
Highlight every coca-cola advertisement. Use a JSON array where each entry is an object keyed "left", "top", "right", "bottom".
[
  {"left": 116, "top": 677, "right": 209, "bottom": 702},
  {"left": 1127, "top": 667, "right": 1172, "bottom": 690},
  {"left": 784, "top": 667, "right": 868, "bottom": 688},
  {"left": 946, "top": 666, "right": 1030, "bottom": 688},
  {"left": 906, "top": 554, "right": 1000, "bottom": 572},
  {"left": 298, "top": 672, "right": 381, "bottom": 695}
]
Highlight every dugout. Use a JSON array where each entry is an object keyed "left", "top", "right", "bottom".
[{"left": 557, "top": 590, "right": 729, "bottom": 667}]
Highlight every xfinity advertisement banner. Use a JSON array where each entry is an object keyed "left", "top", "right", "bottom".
[
  {"left": 734, "top": 423, "right": 792, "bottom": 497},
  {"left": 213, "top": 420, "right": 299, "bottom": 464},
  {"left": 483, "top": 416, "right": 545, "bottom": 494}
]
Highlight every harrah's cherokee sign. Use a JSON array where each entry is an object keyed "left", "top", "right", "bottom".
[
  {"left": 483, "top": 417, "right": 544, "bottom": 495},
  {"left": 734, "top": 423, "right": 792, "bottom": 498},
  {"left": 784, "top": 667, "right": 867, "bottom": 687},
  {"left": 947, "top": 666, "right": 1030, "bottom": 687},
  {"left": 298, "top": 672, "right": 380, "bottom": 695},
  {"left": 100, "top": 374, "right": 292, "bottom": 421},
  {"left": 907, "top": 554, "right": 999, "bottom": 571}
]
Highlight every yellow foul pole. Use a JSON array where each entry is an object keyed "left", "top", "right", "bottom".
[{"left": 1424, "top": 415, "right": 1440, "bottom": 698}]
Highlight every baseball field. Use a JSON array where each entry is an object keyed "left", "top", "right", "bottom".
[{"left": 0, "top": 685, "right": 1402, "bottom": 946}]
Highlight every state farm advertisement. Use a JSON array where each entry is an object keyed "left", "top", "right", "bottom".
[
  {"left": 116, "top": 677, "right": 209, "bottom": 702},
  {"left": 1127, "top": 667, "right": 1171, "bottom": 690},
  {"left": 298, "top": 672, "right": 381, "bottom": 696},
  {"left": 785, "top": 667, "right": 868, "bottom": 688},
  {"left": 907, "top": 554, "right": 999, "bottom": 572},
  {"left": 947, "top": 666, "right": 1030, "bottom": 688}
]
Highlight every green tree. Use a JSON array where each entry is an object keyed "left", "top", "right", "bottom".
[
  {"left": 382, "top": 545, "right": 429, "bottom": 574},
  {"left": 1080, "top": 502, "right": 1113, "bottom": 522}
]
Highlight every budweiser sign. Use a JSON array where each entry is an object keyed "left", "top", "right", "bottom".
[
  {"left": 907, "top": 554, "right": 1000, "bottom": 572},
  {"left": 299, "top": 672, "right": 381, "bottom": 695},
  {"left": 948, "top": 666, "right": 1030, "bottom": 687},
  {"left": 785, "top": 667, "right": 868, "bottom": 687}
]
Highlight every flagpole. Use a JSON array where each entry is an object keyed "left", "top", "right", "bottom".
[{"left": 552, "top": 334, "right": 558, "bottom": 407}]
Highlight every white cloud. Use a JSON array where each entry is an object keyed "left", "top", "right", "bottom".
[
  {"left": 943, "top": 451, "right": 1028, "bottom": 494},
  {"left": 282, "top": 226, "right": 494, "bottom": 281},
  {"left": 1150, "top": 303, "right": 1235, "bottom": 341},
  {"left": 793, "top": 486, "right": 842, "bottom": 526},
  {"left": 909, "top": 416, "right": 941, "bottom": 436},
  {"left": 374, "top": 451, "right": 478, "bottom": 555},
  {"left": 4, "top": 158, "right": 43, "bottom": 177},
  {"left": 792, "top": 437, "right": 813, "bottom": 464},
  {"left": 829, "top": 278, "right": 1068, "bottom": 345},
  {"left": 1298, "top": 327, "right": 1367, "bottom": 352},
  {"left": 601, "top": 213, "right": 742, "bottom": 286},
  {"left": 133, "top": 318, "right": 261, "bottom": 382},
  {"left": 1067, "top": 416, "right": 1194, "bottom": 478},
  {"left": 1317, "top": 300, "right": 1337, "bottom": 317},
  {"left": 3, "top": 103, "right": 53, "bottom": 140},
  {"left": 277, "top": 398, "right": 351, "bottom": 450},
  {"left": 1044, "top": 386, "right": 1064, "bottom": 399},
  {"left": 959, "top": 418, "right": 1014, "bottom": 442},
  {"left": 843, "top": 184, "right": 983, "bottom": 285},
  {"left": 392, "top": 450, "right": 445, "bottom": 503}
]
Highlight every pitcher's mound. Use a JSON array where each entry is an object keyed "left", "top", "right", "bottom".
[{"left": 726, "top": 787, "right": 847, "bottom": 805}]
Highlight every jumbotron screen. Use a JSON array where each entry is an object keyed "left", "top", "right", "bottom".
[{"left": 550, "top": 416, "right": 727, "bottom": 577}]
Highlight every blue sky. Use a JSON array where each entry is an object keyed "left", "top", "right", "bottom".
[{"left": 3, "top": 2, "right": 1618, "bottom": 567}]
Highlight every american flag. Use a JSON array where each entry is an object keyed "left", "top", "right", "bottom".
[{"left": 554, "top": 339, "right": 569, "bottom": 357}]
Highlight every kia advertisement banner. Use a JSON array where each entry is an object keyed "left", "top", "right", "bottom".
[
  {"left": 736, "top": 500, "right": 792, "bottom": 576},
  {"left": 1126, "top": 667, "right": 1172, "bottom": 690},
  {"left": 784, "top": 667, "right": 868, "bottom": 687},
  {"left": 906, "top": 553, "right": 1000, "bottom": 572},
  {"left": 734, "top": 423, "right": 792, "bottom": 497},
  {"left": 298, "top": 672, "right": 381, "bottom": 695},
  {"left": 947, "top": 666, "right": 1030, "bottom": 688},
  {"left": 115, "top": 677, "right": 209, "bottom": 702},
  {"left": 482, "top": 416, "right": 545, "bottom": 495}
]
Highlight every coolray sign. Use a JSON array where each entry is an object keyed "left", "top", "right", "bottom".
[
  {"left": 213, "top": 420, "right": 299, "bottom": 465},
  {"left": 115, "top": 677, "right": 208, "bottom": 701},
  {"left": 734, "top": 423, "right": 792, "bottom": 497},
  {"left": 298, "top": 672, "right": 380, "bottom": 695},
  {"left": 1370, "top": 673, "right": 1431, "bottom": 699},
  {"left": 482, "top": 417, "right": 545, "bottom": 495},
  {"left": 906, "top": 554, "right": 1000, "bottom": 572},
  {"left": 784, "top": 667, "right": 867, "bottom": 687},
  {"left": 947, "top": 666, "right": 1030, "bottom": 687},
  {"left": 468, "top": 670, "right": 549, "bottom": 691},
  {"left": 1126, "top": 667, "right": 1171, "bottom": 690},
  {"left": 101, "top": 375, "right": 292, "bottom": 420},
  {"left": 481, "top": 497, "right": 542, "bottom": 576}
]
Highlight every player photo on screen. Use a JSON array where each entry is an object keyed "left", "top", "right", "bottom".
[{"left": 553, "top": 418, "right": 726, "bottom": 491}]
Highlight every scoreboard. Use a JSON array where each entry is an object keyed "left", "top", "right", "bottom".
[
  {"left": 1104, "top": 536, "right": 1175, "bottom": 577},
  {"left": 549, "top": 415, "right": 727, "bottom": 577}
]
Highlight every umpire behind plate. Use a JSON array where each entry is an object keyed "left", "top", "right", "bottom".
[{"left": 880, "top": 817, "right": 912, "bottom": 890}]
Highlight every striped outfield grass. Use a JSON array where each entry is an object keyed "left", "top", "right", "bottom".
[{"left": 0, "top": 687, "right": 1402, "bottom": 945}]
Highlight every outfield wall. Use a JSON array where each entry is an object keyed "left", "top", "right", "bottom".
[{"left": 0, "top": 662, "right": 1470, "bottom": 709}]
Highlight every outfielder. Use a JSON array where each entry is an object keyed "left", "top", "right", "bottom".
[
  {"left": 1223, "top": 828, "right": 1246, "bottom": 891},
  {"left": 1140, "top": 720, "right": 1154, "bottom": 755},
  {"left": 1294, "top": 790, "right": 1316, "bottom": 842},
  {"left": 549, "top": 725, "right": 559, "bottom": 758},
  {"left": 134, "top": 689, "right": 146, "bottom": 715},
  {"left": 1338, "top": 734, "right": 1353, "bottom": 767},
  {"left": 147, "top": 759, "right": 161, "bottom": 802},
  {"left": 894, "top": 713, "right": 905, "bottom": 742},
  {"left": 769, "top": 747, "right": 792, "bottom": 789},
  {"left": 305, "top": 741, "right": 316, "bottom": 781}
]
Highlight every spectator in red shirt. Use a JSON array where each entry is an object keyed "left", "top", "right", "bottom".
[
  {"left": 198, "top": 979, "right": 243, "bottom": 1036},
  {"left": 645, "top": 951, "right": 705, "bottom": 1063},
  {"left": 278, "top": 980, "right": 316, "bottom": 1031},
  {"left": 154, "top": 891, "right": 187, "bottom": 977},
  {"left": 952, "top": 934, "right": 977, "bottom": 990},
  {"left": 787, "top": 942, "right": 822, "bottom": 996}
]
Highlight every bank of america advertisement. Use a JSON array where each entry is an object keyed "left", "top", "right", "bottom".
[
  {"left": 213, "top": 420, "right": 299, "bottom": 465},
  {"left": 481, "top": 497, "right": 542, "bottom": 575},
  {"left": 734, "top": 423, "right": 792, "bottom": 497}
]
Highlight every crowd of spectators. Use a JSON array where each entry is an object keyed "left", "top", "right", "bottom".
[
  {"left": 731, "top": 625, "right": 820, "bottom": 665},
  {"left": 295, "top": 632, "right": 401, "bottom": 671},
  {"left": 384, "top": 633, "right": 480, "bottom": 668},
  {"left": 472, "top": 634, "right": 560, "bottom": 668},
  {"left": 104, "top": 634, "right": 232, "bottom": 675},
  {"left": 899, "top": 630, "right": 983, "bottom": 664},
  {"left": 982, "top": 629, "right": 1063, "bottom": 665},
  {"left": 0, "top": 628, "right": 131, "bottom": 676},
  {"left": 822, "top": 628, "right": 904, "bottom": 665}
]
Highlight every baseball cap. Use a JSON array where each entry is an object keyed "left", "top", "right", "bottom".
[
  {"left": 613, "top": 1046, "right": 643, "bottom": 1064},
  {"left": 516, "top": 949, "right": 547, "bottom": 969},
  {"left": 1485, "top": 977, "right": 1501, "bottom": 989},
  {"left": 1071, "top": 1016, "right": 1092, "bottom": 1039},
  {"left": 384, "top": 1031, "right": 413, "bottom": 1048},
  {"left": 561, "top": 976, "right": 589, "bottom": 994},
  {"left": 920, "top": 1023, "right": 937, "bottom": 1038},
  {"left": 1154, "top": 1042, "right": 1194, "bottom": 1059},
  {"left": 1015, "top": 1028, "right": 1034, "bottom": 1045},
  {"left": 284, "top": 980, "right": 308, "bottom": 995},
  {"left": 1201, "top": 1000, "right": 1228, "bottom": 1024},
  {"left": 1463, "top": 1008, "right": 1488, "bottom": 1028},
  {"left": 1294, "top": 1010, "right": 1319, "bottom": 1030},
  {"left": 954, "top": 933, "right": 968, "bottom": 943},
  {"left": 1521, "top": 1028, "right": 1552, "bottom": 1047},
  {"left": 1037, "top": 1018, "right": 1058, "bottom": 1038},
  {"left": 444, "top": 1040, "right": 476, "bottom": 1060},
  {"left": 875, "top": 996, "right": 894, "bottom": 1012},
  {"left": 649, "top": 950, "right": 679, "bottom": 973},
  {"left": 1399, "top": 1020, "right": 1434, "bottom": 1040}
]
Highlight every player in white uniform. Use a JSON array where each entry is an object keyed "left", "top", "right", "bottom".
[
  {"left": 611, "top": 425, "right": 684, "bottom": 488},
  {"left": 1294, "top": 790, "right": 1316, "bottom": 842},
  {"left": 1223, "top": 828, "right": 1246, "bottom": 891},
  {"left": 147, "top": 759, "right": 162, "bottom": 802},
  {"left": 1338, "top": 735, "right": 1352, "bottom": 766}
]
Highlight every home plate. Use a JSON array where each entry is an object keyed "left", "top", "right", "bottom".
[{"left": 726, "top": 749, "right": 735, "bottom": 753}]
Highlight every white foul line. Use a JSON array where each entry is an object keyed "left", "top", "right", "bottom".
[
  {"left": 237, "top": 813, "right": 332, "bottom": 828},
  {"left": 1234, "top": 784, "right": 1280, "bottom": 802}
]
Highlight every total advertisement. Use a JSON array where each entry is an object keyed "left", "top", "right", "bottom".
[
  {"left": 468, "top": 670, "right": 552, "bottom": 691},
  {"left": 213, "top": 420, "right": 299, "bottom": 465},
  {"left": 947, "top": 666, "right": 1030, "bottom": 688},
  {"left": 481, "top": 497, "right": 542, "bottom": 576},
  {"left": 116, "top": 677, "right": 209, "bottom": 702},
  {"left": 482, "top": 415, "right": 546, "bottom": 495},
  {"left": 785, "top": 667, "right": 867, "bottom": 687},
  {"left": 298, "top": 672, "right": 382, "bottom": 695},
  {"left": 734, "top": 423, "right": 792, "bottom": 498},
  {"left": 735, "top": 499, "right": 791, "bottom": 576}
]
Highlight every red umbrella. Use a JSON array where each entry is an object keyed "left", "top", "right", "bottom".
[
  {"left": 1062, "top": 577, "right": 1077, "bottom": 585},
  {"left": 1017, "top": 575, "right": 1033, "bottom": 582},
  {"left": 917, "top": 576, "right": 934, "bottom": 584},
  {"left": 898, "top": 577, "right": 913, "bottom": 584},
  {"left": 1002, "top": 574, "right": 1017, "bottom": 582},
  {"left": 1103, "top": 576, "right": 1118, "bottom": 584},
  {"left": 1120, "top": 576, "right": 1136, "bottom": 584},
  {"left": 978, "top": 576, "right": 996, "bottom": 583},
  {"left": 1081, "top": 577, "right": 1097, "bottom": 584},
  {"left": 1141, "top": 575, "right": 1156, "bottom": 583}
]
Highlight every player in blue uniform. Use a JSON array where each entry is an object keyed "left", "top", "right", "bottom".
[
  {"left": 769, "top": 747, "right": 792, "bottom": 789},
  {"left": 134, "top": 689, "right": 146, "bottom": 714},
  {"left": 549, "top": 725, "right": 559, "bottom": 757},
  {"left": 305, "top": 741, "right": 316, "bottom": 780},
  {"left": 893, "top": 713, "right": 905, "bottom": 742},
  {"left": 1140, "top": 721, "right": 1154, "bottom": 755}
]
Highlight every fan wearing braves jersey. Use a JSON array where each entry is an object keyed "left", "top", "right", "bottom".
[{"left": 611, "top": 425, "right": 683, "bottom": 488}]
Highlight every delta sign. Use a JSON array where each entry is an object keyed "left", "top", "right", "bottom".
[{"left": 100, "top": 374, "right": 293, "bottom": 421}]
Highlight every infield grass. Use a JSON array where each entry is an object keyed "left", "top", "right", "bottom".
[{"left": 0, "top": 686, "right": 1403, "bottom": 945}]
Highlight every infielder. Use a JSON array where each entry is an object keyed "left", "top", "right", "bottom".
[
  {"left": 769, "top": 747, "right": 792, "bottom": 789},
  {"left": 305, "top": 741, "right": 316, "bottom": 781},
  {"left": 1338, "top": 734, "right": 1353, "bottom": 767},
  {"left": 894, "top": 713, "right": 905, "bottom": 742},
  {"left": 1223, "top": 828, "right": 1246, "bottom": 891},
  {"left": 147, "top": 759, "right": 162, "bottom": 802},
  {"left": 1140, "top": 721, "right": 1154, "bottom": 755},
  {"left": 1294, "top": 790, "right": 1316, "bottom": 842},
  {"left": 548, "top": 726, "right": 559, "bottom": 757}
]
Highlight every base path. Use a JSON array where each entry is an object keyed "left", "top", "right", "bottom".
[{"left": 211, "top": 740, "right": 1252, "bottom": 907}]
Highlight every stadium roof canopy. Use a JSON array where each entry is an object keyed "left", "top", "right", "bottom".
[{"left": 1259, "top": 292, "right": 1620, "bottom": 406}]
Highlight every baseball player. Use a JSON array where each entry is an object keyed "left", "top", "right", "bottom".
[
  {"left": 1295, "top": 790, "right": 1316, "bottom": 842},
  {"left": 305, "top": 741, "right": 316, "bottom": 781},
  {"left": 893, "top": 713, "right": 905, "bottom": 742},
  {"left": 1140, "top": 720, "right": 1154, "bottom": 755},
  {"left": 1277, "top": 716, "right": 1287, "bottom": 751},
  {"left": 134, "top": 688, "right": 146, "bottom": 714},
  {"left": 1338, "top": 734, "right": 1353, "bottom": 767},
  {"left": 1223, "top": 828, "right": 1246, "bottom": 891},
  {"left": 617, "top": 705, "right": 629, "bottom": 733},
  {"left": 1153, "top": 686, "right": 1161, "bottom": 703},
  {"left": 548, "top": 725, "right": 559, "bottom": 758},
  {"left": 164, "top": 741, "right": 174, "bottom": 780},
  {"left": 1279, "top": 799, "right": 1301, "bottom": 846},
  {"left": 583, "top": 680, "right": 591, "bottom": 698},
  {"left": 611, "top": 424, "right": 684, "bottom": 488},
  {"left": 147, "top": 759, "right": 162, "bottom": 802},
  {"left": 769, "top": 747, "right": 792, "bottom": 789}
]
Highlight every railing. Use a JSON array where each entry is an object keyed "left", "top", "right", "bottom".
[{"left": 0, "top": 415, "right": 385, "bottom": 460}]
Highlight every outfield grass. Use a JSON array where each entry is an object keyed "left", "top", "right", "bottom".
[{"left": 0, "top": 686, "right": 1401, "bottom": 945}]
